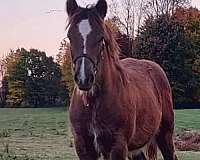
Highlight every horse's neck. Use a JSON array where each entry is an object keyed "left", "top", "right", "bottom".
[{"left": 98, "top": 52, "right": 123, "bottom": 94}]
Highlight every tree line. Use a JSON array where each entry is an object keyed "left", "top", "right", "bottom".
[
  {"left": 109, "top": 0, "right": 200, "bottom": 107},
  {"left": 0, "top": 49, "right": 69, "bottom": 107},
  {"left": 0, "top": 0, "right": 200, "bottom": 108}
]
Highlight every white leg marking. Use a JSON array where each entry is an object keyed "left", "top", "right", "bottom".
[{"left": 78, "top": 19, "right": 92, "bottom": 54}]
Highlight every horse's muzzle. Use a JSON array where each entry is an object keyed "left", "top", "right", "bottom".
[
  {"left": 74, "top": 72, "right": 94, "bottom": 91},
  {"left": 74, "top": 57, "right": 95, "bottom": 91}
]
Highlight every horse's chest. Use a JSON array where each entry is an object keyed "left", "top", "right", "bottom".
[
  {"left": 89, "top": 110, "right": 112, "bottom": 155},
  {"left": 89, "top": 122, "right": 101, "bottom": 153}
]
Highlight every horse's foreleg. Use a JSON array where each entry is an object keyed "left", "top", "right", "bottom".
[
  {"left": 74, "top": 135, "right": 98, "bottom": 160},
  {"left": 110, "top": 137, "right": 128, "bottom": 160}
]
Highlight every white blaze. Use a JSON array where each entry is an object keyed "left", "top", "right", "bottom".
[
  {"left": 78, "top": 19, "right": 92, "bottom": 54},
  {"left": 80, "top": 57, "right": 86, "bottom": 82},
  {"left": 78, "top": 19, "right": 92, "bottom": 82}
]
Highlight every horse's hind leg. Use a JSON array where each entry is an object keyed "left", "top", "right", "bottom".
[
  {"left": 156, "top": 84, "right": 178, "bottom": 160},
  {"left": 156, "top": 124, "right": 178, "bottom": 160}
]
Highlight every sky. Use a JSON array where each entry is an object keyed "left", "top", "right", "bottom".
[{"left": 0, "top": 0, "right": 200, "bottom": 59}]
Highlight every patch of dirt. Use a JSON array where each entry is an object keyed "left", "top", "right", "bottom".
[{"left": 175, "top": 130, "right": 200, "bottom": 151}]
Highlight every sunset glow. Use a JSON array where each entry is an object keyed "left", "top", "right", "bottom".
[{"left": 0, "top": 0, "right": 199, "bottom": 59}]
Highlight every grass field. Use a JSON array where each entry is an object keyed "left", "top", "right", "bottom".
[
  {"left": 175, "top": 109, "right": 200, "bottom": 131},
  {"left": 0, "top": 108, "right": 199, "bottom": 160}
]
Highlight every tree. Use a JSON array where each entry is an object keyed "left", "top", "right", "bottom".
[
  {"left": 0, "top": 59, "right": 8, "bottom": 107},
  {"left": 145, "top": 0, "right": 190, "bottom": 17},
  {"left": 5, "top": 49, "right": 25, "bottom": 107},
  {"left": 109, "top": 0, "right": 148, "bottom": 56},
  {"left": 0, "top": 77, "right": 8, "bottom": 107},
  {"left": 174, "top": 7, "right": 200, "bottom": 102},
  {"left": 174, "top": 7, "right": 200, "bottom": 56},
  {"left": 57, "top": 39, "right": 74, "bottom": 96},
  {"left": 135, "top": 14, "right": 197, "bottom": 104},
  {"left": 5, "top": 48, "right": 69, "bottom": 107}
]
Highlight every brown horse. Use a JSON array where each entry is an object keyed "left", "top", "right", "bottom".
[{"left": 66, "top": 0, "right": 178, "bottom": 159}]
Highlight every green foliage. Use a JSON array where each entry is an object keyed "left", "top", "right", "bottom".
[
  {"left": 0, "top": 77, "right": 8, "bottom": 107},
  {"left": 135, "top": 14, "right": 199, "bottom": 104},
  {"left": 193, "top": 56, "right": 200, "bottom": 102},
  {"left": 183, "top": 8, "right": 200, "bottom": 102},
  {"left": 6, "top": 81, "right": 25, "bottom": 107},
  {"left": 5, "top": 48, "right": 69, "bottom": 107},
  {"left": 57, "top": 40, "right": 74, "bottom": 96}
]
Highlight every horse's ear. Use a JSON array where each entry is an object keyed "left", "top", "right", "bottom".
[
  {"left": 95, "top": 0, "right": 108, "bottom": 19},
  {"left": 66, "top": 0, "right": 79, "bottom": 17}
]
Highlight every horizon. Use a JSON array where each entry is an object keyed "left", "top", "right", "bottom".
[{"left": 0, "top": 0, "right": 200, "bottom": 59}]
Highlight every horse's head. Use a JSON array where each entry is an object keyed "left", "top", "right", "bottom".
[{"left": 66, "top": 0, "right": 108, "bottom": 91}]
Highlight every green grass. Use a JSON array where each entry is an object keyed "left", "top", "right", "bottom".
[
  {"left": 177, "top": 151, "right": 200, "bottom": 160},
  {"left": 0, "top": 107, "right": 77, "bottom": 160},
  {"left": 0, "top": 108, "right": 199, "bottom": 159},
  {"left": 175, "top": 109, "right": 200, "bottom": 131}
]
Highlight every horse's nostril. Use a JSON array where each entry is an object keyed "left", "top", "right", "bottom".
[
  {"left": 74, "top": 72, "right": 94, "bottom": 90},
  {"left": 89, "top": 74, "right": 94, "bottom": 84},
  {"left": 74, "top": 74, "right": 79, "bottom": 84}
]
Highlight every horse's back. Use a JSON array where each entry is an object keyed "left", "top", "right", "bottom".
[{"left": 120, "top": 58, "right": 171, "bottom": 97}]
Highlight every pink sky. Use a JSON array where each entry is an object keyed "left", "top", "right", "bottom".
[{"left": 0, "top": 0, "right": 200, "bottom": 59}]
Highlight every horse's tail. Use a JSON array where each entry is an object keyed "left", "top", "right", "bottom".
[{"left": 146, "top": 141, "right": 157, "bottom": 160}]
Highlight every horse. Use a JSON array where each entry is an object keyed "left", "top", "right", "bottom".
[{"left": 66, "top": 0, "right": 178, "bottom": 159}]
